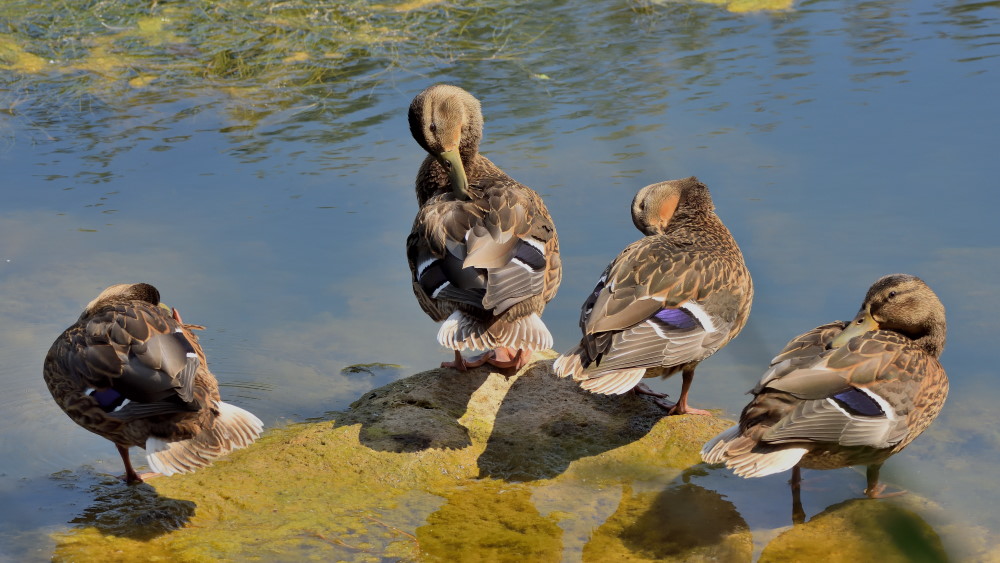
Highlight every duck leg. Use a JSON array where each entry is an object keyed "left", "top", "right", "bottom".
[
  {"left": 485, "top": 347, "right": 531, "bottom": 370},
  {"left": 117, "top": 444, "right": 141, "bottom": 484},
  {"left": 864, "top": 463, "right": 907, "bottom": 498},
  {"left": 790, "top": 465, "right": 806, "bottom": 524},
  {"left": 441, "top": 350, "right": 476, "bottom": 372},
  {"left": 666, "top": 367, "right": 711, "bottom": 416}
]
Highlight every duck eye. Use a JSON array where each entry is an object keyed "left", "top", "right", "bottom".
[
  {"left": 856, "top": 318, "right": 864, "bottom": 324},
  {"left": 429, "top": 123, "right": 437, "bottom": 133},
  {"left": 888, "top": 291, "right": 896, "bottom": 298}
]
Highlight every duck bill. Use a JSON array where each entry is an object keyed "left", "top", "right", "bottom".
[
  {"left": 831, "top": 310, "right": 879, "bottom": 348},
  {"left": 438, "top": 149, "right": 469, "bottom": 199}
]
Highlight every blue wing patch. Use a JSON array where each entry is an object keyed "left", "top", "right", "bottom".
[
  {"left": 653, "top": 307, "right": 701, "bottom": 330},
  {"left": 831, "top": 387, "right": 885, "bottom": 417}
]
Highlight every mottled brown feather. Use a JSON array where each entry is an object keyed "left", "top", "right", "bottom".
[
  {"left": 406, "top": 84, "right": 561, "bottom": 353},
  {"left": 555, "top": 177, "right": 753, "bottom": 407},
  {"left": 703, "top": 274, "right": 948, "bottom": 485},
  {"left": 44, "top": 283, "right": 262, "bottom": 479}
]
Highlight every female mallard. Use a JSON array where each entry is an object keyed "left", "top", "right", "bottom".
[
  {"left": 553, "top": 178, "right": 753, "bottom": 415},
  {"left": 407, "top": 84, "right": 561, "bottom": 371},
  {"left": 44, "top": 283, "right": 263, "bottom": 484},
  {"left": 701, "top": 274, "right": 947, "bottom": 498}
]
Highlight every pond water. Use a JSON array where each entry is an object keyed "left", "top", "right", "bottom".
[{"left": 1, "top": 0, "right": 998, "bottom": 559}]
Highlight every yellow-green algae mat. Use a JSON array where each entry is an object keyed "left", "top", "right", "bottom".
[
  {"left": 50, "top": 351, "right": 944, "bottom": 562},
  {"left": 52, "top": 351, "right": 743, "bottom": 561}
]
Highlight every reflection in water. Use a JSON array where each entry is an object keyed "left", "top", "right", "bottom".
[
  {"left": 67, "top": 481, "right": 195, "bottom": 541},
  {"left": 584, "top": 482, "right": 751, "bottom": 561}
]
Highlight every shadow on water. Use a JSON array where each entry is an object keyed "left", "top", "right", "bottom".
[
  {"left": 476, "top": 373, "right": 666, "bottom": 481},
  {"left": 333, "top": 366, "right": 490, "bottom": 453}
]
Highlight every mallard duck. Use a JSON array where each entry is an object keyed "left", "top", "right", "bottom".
[
  {"left": 406, "top": 83, "right": 561, "bottom": 371},
  {"left": 701, "top": 274, "right": 948, "bottom": 499},
  {"left": 553, "top": 178, "right": 753, "bottom": 415},
  {"left": 43, "top": 283, "right": 263, "bottom": 484}
]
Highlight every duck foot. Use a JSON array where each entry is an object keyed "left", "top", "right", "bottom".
[
  {"left": 650, "top": 397, "right": 711, "bottom": 415},
  {"left": 441, "top": 350, "right": 482, "bottom": 372},
  {"left": 864, "top": 483, "right": 908, "bottom": 499},
  {"left": 116, "top": 444, "right": 161, "bottom": 485},
  {"left": 485, "top": 347, "right": 531, "bottom": 370}
]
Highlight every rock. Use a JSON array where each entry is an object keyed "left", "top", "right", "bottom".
[{"left": 50, "top": 352, "right": 736, "bottom": 562}]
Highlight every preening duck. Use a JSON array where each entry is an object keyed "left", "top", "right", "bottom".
[
  {"left": 406, "top": 84, "right": 561, "bottom": 371},
  {"left": 553, "top": 177, "right": 753, "bottom": 414},
  {"left": 44, "top": 283, "right": 263, "bottom": 484},
  {"left": 701, "top": 274, "right": 948, "bottom": 499}
]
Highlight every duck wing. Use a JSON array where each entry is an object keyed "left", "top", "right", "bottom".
[
  {"left": 577, "top": 237, "right": 747, "bottom": 374},
  {"left": 408, "top": 178, "right": 557, "bottom": 318},
  {"left": 70, "top": 302, "right": 201, "bottom": 419}
]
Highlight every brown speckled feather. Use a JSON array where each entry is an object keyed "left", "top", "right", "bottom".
[
  {"left": 702, "top": 274, "right": 948, "bottom": 487},
  {"left": 44, "top": 283, "right": 263, "bottom": 479},
  {"left": 407, "top": 84, "right": 561, "bottom": 354},
  {"left": 554, "top": 178, "right": 752, "bottom": 406}
]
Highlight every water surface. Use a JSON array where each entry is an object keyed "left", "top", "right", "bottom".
[{"left": 1, "top": 0, "right": 999, "bottom": 559}]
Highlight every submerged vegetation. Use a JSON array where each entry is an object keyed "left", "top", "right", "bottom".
[{"left": 0, "top": 0, "right": 791, "bottom": 110}]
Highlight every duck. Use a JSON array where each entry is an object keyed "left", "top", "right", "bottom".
[
  {"left": 553, "top": 177, "right": 753, "bottom": 415},
  {"left": 406, "top": 83, "right": 561, "bottom": 371},
  {"left": 43, "top": 283, "right": 264, "bottom": 484},
  {"left": 701, "top": 274, "right": 948, "bottom": 499}
]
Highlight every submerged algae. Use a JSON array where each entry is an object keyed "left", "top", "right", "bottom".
[
  {"left": 759, "top": 498, "right": 948, "bottom": 562},
  {"left": 51, "top": 352, "right": 734, "bottom": 561}
]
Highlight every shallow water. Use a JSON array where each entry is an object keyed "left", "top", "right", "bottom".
[{"left": 1, "top": 0, "right": 999, "bottom": 559}]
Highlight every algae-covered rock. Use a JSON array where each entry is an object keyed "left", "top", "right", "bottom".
[
  {"left": 50, "top": 352, "right": 736, "bottom": 562},
  {"left": 759, "top": 498, "right": 948, "bottom": 563}
]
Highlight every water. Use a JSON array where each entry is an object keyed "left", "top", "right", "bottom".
[{"left": 1, "top": 0, "right": 998, "bottom": 559}]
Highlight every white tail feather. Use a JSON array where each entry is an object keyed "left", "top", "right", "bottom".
[
  {"left": 146, "top": 401, "right": 263, "bottom": 476},
  {"left": 579, "top": 368, "right": 647, "bottom": 395},
  {"left": 701, "top": 424, "right": 808, "bottom": 478},
  {"left": 437, "top": 311, "right": 551, "bottom": 352}
]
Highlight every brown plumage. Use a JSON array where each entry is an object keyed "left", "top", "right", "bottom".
[
  {"left": 43, "top": 283, "right": 263, "bottom": 484},
  {"left": 702, "top": 274, "right": 948, "bottom": 499},
  {"left": 553, "top": 178, "right": 753, "bottom": 414},
  {"left": 406, "top": 84, "right": 561, "bottom": 371}
]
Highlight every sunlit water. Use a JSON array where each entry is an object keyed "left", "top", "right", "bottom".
[{"left": 1, "top": 0, "right": 998, "bottom": 559}]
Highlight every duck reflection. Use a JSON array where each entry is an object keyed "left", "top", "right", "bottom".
[
  {"left": 68, "top": 476, "right": 195, "bottom": 541},
  {"left": 583, "top": 482, "right": 751, "bottom": 562}
]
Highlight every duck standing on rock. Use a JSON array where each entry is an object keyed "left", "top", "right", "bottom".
[
  {"left": 702, "top": 274, "right": 948, "bottom": 500},
  {"left": 44, "top": 283, "right": 263, "bottom": 484},
  {"left": 406, "top": 84, "right": 561, "bottom": 371},
  {"left": 554, "top": 178, "right": 753, "bottom": 415}
]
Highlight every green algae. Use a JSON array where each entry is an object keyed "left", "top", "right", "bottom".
[
  {"left": 50, "top": 353, "right": 737, "bottom": 561},
  {"left": 759, "top": 498, "right": 948, "bottom": 563},
  {"left": 417, "top": 479, "right": 563, "bottom": 562}
]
